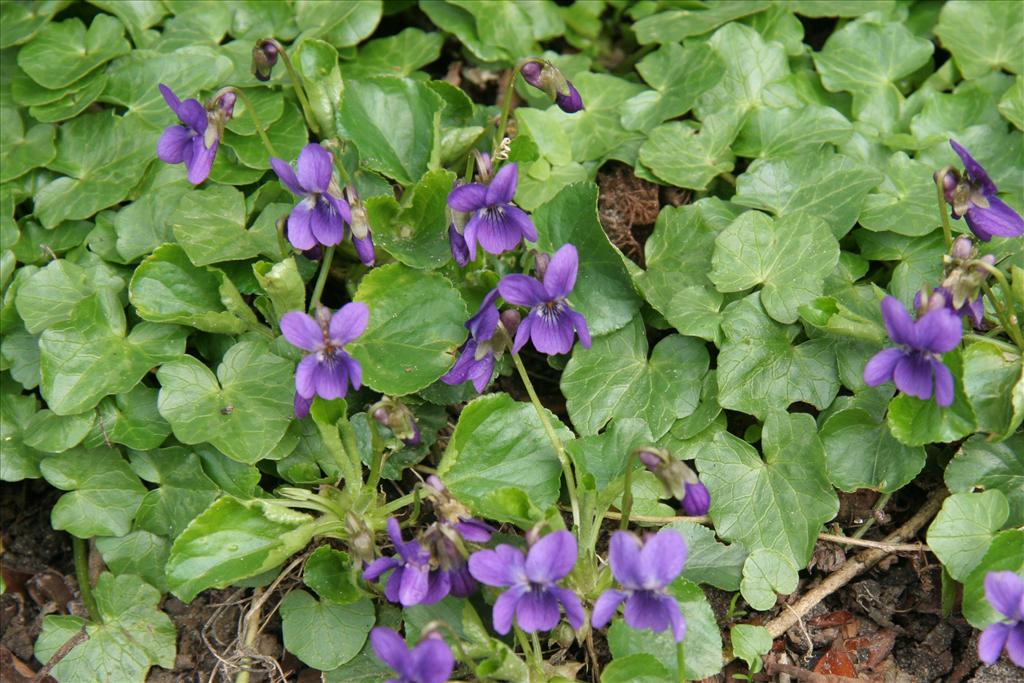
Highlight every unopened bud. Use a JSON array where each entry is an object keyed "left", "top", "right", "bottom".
[
  {"left": 519, "top": 59, "right": 584, "bottom": 113},
  {"left": 346, "top": 513, "right": 375, "bottom": 565},
  {"left": 251, "top": 39, "right": 279, "bottom": 82},
  {"left": 214, "top": 90, "right": 236, "bottom": 120},
  {"left": 681, "top": 480, "right": 711, "bottom": 516},
  {"left": 633, "top": 447, "right": 687, "bottom": 500},
  {"left": 951, "top": 235, "right": 974, "bottom": 261},
  {"left": 500, "top": 309, "right": 521, "bottom": 337},
  {"left": 534, "top": 251, "right": 551, "bottom": 280},
  {"left": 449, "top": 225, "right": 470, "bottom": 266},
  {"left": 370, "top": 397, "right": 420, "bottom": 447}
]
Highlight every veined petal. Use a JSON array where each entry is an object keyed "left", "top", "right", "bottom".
[
  {"left": 330, "top": 302, "right": 370, "bottom": 345},
  {"left": 512, "top": 314, "right": 534, "bottom": 354},
  {"left": 339, "top": 351, "right": 362, "bottom": 392},
  {"left": 591, "top": 590, "right": 628, "bottom": 629},
  {"left": 543, "top": 244, "right": 579, "bottom": 300},
  {"left": 398, "top": 565, "right": 431, "bottom": 606},
  {"left": 448, "top": 183, "right": 488, "bottom": 212},
  {"left": 310, "top": 198, "right": 345, "bottom": 246},
  {"left": 463, "top": 215, "right": 481, "bottom": 261},
  {"left": 270, "top": 157, "right": 304, "bottom": 196},
  {"left": 863, "top": 348, "right": 904, "bottom": 386},
  {"left": 294, "top": 354, "right": 319, "bottom": 399},
  {"left": 499, "top": 274, "right": 548, "bottom": 307},
  {"left": 967, "top": 196, "right": 1024, "bottom": 241},
  {"left": 504, "top": 204, "right": 537, "bottom": 242},
  {"left": 639, "top": 530, "right": 686, "bottom": 590},
  {"left": 567, "top": 308, "right": 591, "bottom": 348},
  {"left": 157, "top": 125, "right": 193, "bottom": 164},
  {"left": 297, "top": 143, "right": 333, "bottom": 193},
  {"left": 609, "top": 532, "right": 645, "bottom": 590},
  {"left": 515, "top": 589, "right": 561, "bottom": 633},
  {"left": 623, "top": 591, "right": 671, "bottom": 634},
  {"left": 475, "top": 207, "right": 528, "bottom": 255},
  {"left": 530, "top": 310, "right": 575, "bottom": 355},
  {"left": 468, "top": 353, "right": 495, "bottom": 393},
  {"left": 186, "top": 136, "right": 216, "bottom": 184},
  {"left": 893, "top": 354, "right": 934, "bottom": 401},
  {"left": 880, "top": 297, "right": 914, "bottom": 346},
  {"left": 486, "top": 163, "right": 518, "bottom": 205},
  {"left": 280, "top": 311, "right": 322, "bottom": 351},
  {"left": 525, "top": 531, "right": 577, "bottom": 583},
  {"left": 315, "top": 355, "right": 349, "bottom": 399},
  {"left": 287, "top": 202, "right": 317, "bottom": 250},
  {"left": 421, "top": 570, "right": 451, "bottom": 605}
]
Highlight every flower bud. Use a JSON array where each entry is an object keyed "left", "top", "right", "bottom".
[
  {"left": 294, "top": 392, "right": 312, "bottom": 419},
  {"left": 534, "top": 251, "right": 550, "bottom": 280},
  {"left": 681, "top": 480, "right": 711, "bottom": 516},
  {"left": 519, "top": 59, "right": 584, "bottom": 113},
  {"left": 251, "top": 39, "right": 279, "bottom": 82},
  {"left": 448, "top": 225, "right": 470, "bottom": 266},
  {"left": 370, "top": 397, "right": 420, "bottom": 446},
  {"left": 346, "top": 512, "right": 376, "bottom": 565},
  {"left": 500, "top": 309, "right": 521, "bottom": 338},
  {"left": 951, "top": 235, "right": 974, "bottom": 261},
  {"left": 633, "top": 447, "right": 687, "bottom": 500},
  {"left": 555, "top": 81, "right": 584, "bottom": 114}
]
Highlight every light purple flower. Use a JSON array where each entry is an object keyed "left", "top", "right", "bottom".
[
  {"left": 364, "top": 518, "right": 451, "bottom": 607},
  {"left": 447, "top": 164, "right": 537, "bottom": 259},
  {"left": 271, "top": 143, "right": 352, "bottom": 251},
  {"left": 370, "top": 627, "right": 454, "bottom": 683},
  {"left": 280, "top": 303, "right": 367, "bottom": 404},
  {"left": 157, "top": 84, "right": 228, "bottom": 185},
  {"left": 442, "top": 290, "right": 501, "bottom": 393},
  {"left": 863, "top": 296, "right": 962, "bottom": 406},
  {"left": 592, "top": 530, "right": 687, "bottom": 642},
  {"left": 468, "top": 530, "right": 584, "bottom": 634},
  {"left": 942, "top": 140, "right": 1024, "bottom": 242},
  {"left": 498, "top": 244, "right": 591, "bottom": 356},
  {"left": 978, "top": 571, "right": 1024, "bottom": 667}
]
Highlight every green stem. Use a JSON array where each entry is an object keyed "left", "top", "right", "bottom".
[
  {"left": 530, "top": 630, "right": 544, "bottom": 669},
  {"left": 935, "top": 177, "right": 954, "bottom": 249},
  {"left": 676, "top": 640, "right": 686, "bottom": 683},
  {"left": 229, "top": 87, "right": 276, "bottom": 158},
  {"left": 381, "top": 491, "right": 416, "bottom": 515},
  {"left": 308, "top": 246, "right": 335, "bottom": 313},
  {"left": 852, "top": 492, "right": 891, "bottom": 539},
  {"left": 73, "top": 537, "right": 100, "bottom": 623},
  {"left": 493, "top": 64, "right": 523, "bottom": 151},
  {"left": 268, "top": 39, "right": 321, "bottom": 137},
  {"left": 619, "top": 453, "right": 637, "bottom": 531},
  {"left": 510, "top": 351, "right": 580, "bottom": 530},
  {"left": 971, "top": 259, "right": 1024, "bottom": 348},
  {"left": 514, "top": 626, "right": 533, "bottom": 667},
  {"left": 463, "top": 152, "right": 476, "bottom": 184},
  {"left": 981, "top": 282, "right": 1024, "bottom": 349},
  {"left": 234, "top": 587, "right": 263, "bottom": 683}
]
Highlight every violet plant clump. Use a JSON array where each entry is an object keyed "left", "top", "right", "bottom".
[
  {"left": 280, "top": 303, "right": 367, "bottom": 407},
  {"left": 446, "top": 159, "right": 537, "bottom": 259},
  {"left": 271, "top": 143, "right": 352, "bottom": 251}
]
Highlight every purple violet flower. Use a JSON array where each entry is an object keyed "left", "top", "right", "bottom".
[
  {"left": 978, "top": 571, "right": 1024, "bottom": 667},
  {"left": 442, "top": 290, "right": 501, "bottom": 393},
  {"left": 468, "top": 530, "right": 584, "bottom": 635},
  {"left": 293, "top": 392, "right": 312, "bottom": 420},
  {"left": 915, "top": 286, "right": 984, "bottom": 329},
  {"left": 448, "top": 180, "right": 472, "bottom": 267},
  {"left": 271, "top": 143, "right": 352, "bottom": 251},
  {"left": 347, "top": 187, "right": 376, "bottom": 266},
  {"left": 863, "top": 296, "right": 962, "bottom": 407},
  {"left": 498, "top": 244, "right": 591, "bottom": 356},
  {"left": 941, "top": 140, "right": 1024, "bottom": 242},
  {"left": 592, "top": 530, "right": 687, "bottom": 642},
  {"left": 364, "top": 518, "right": 451, "bottom": 606},
  {"left": 370, "top": 627, "right": 454, "bottom": 683},
  {"left": 157, "top": 84, "right": 230, "bottom": 185},
  {"left": 682, "top": 480, "right": 711, "bottom": 516},
  {"left": 520, "top": 60, "right": 584, "bottom": 114},
  {"left": 280, "top": 303, "right": 367, "bottom": 404},
  {"left": 447, "top": 164, "right": 537, "bottom": 259}
]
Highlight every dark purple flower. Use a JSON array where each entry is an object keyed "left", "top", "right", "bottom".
[
  {"left": 915, "top": 287, "right": 984, "bottom": 329},
  {"left": 347, "top": 188, "right": 376, "bottom": 266},
  {"left": 271, "top": 143, "right": 352, "bottom": 251},
  {"left": 682, "top": 481, "right": 711, "bottom": 516},
  {"left": 978, "top": 571, "right": 1024, "bottom": 667},
  {"left": 863, "top": 296, "right": 962, "bottom": 406},
  {"left": 293, "top": 392, "right": 312, "bottom": 420},
  {"left": 499, "top": 244, "right": 591, "bottom": 356},
  {"left": 447, "top": 164, "right": 537, "bottom": 258},
  {"left": 520, "top": 60, "right": 584, "bottom": 114},
  {"left": 942, "top": 140, "right": 1024, "bottom": 242},
  {"left": 364, "top": 518, "right": 451, "bottom": 606},
  {"left": 555, "top": 82, "right": 584, "bottom": 113},
  {"left": 592, "top": 530, "right": 687, "bottom": 642},
  {"left": 251, "top": 39, "right": 279, "bottom": 82},
  {"left": 280, "top": 303, "right": 367, "bottom": 402},
  {"left": 449, "top": 225, "right": 470, "bottom": 267},
  {"left": 442, "top": 290, "right": 502, "bottom": 393},
  {"left": 468, "top": 530, "right": 583, "bottom": 634},
  {"left": 370, "top": 627, "right": 454, "bottom": 683},
  {"left": 157, "top": 84, "right": 229, "bottom": 185}
]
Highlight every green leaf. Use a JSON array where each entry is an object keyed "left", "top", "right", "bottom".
[
  {"left": 634, "top": 200, "right": 741, "bottom": 342},
  {"left": 34, "top": 112, "right": 155, "bottom": 229},
  {"left": 887, "top": 350, "right": 977, "bottom": 446},
  {"left": 561, "top": 316, "right": 708, "bottom": 439},
  {"left": 710, "top": 211, "right": 839, "bottom": 324},
  {"left": 15, "top": 258, "right": 122, "bottom": 334},
  {"left": 668, "top": 520, "right": 747, "bottom": 591},
  {"left": 731, "top": 624, "right": 772, "bottom": 674},
  {"left": 130, "top": 447, "right": 221, "bottom": 540},
  {"left": 83, "top": 385, "right": 172, "bottom": 451},
  {"left": 17, "top": 15, "right": 129, "bottom": 89},
  {"left": 855, "top": 230, "right": 945, "bottom": 303},
  {"left": 27, "top": 66, "right": 109, "bottom": 124},
  {"left": 40, "top": 448, "right": 146, "bottom": 538},
  {"left": 697, "top": 412, "right": 839, "bottom": 567},
  {"left": 607, "top": 579, "right": 723, "bottom": 680},
  {"left": 23, "top": 409, "right": 94, "bottom": 453},
  {"left": 741, "top": 548, "right": 799, "bottom": 610},
  {"left": 35, "top": 574, "right": 175, "bottom": 683},
  {"left": 961, "top": 530, "right": 1024, "bottom": 629},
  {"left": 0, "top": 393, "right": 47, "bottom": 481},
  {"left": 998, "top": 76, "right": 1024, "bottom": 131},
  {"left": 166, "top": 497, "right": 319, "bottom": 602},
  {"left": 820, "top": 408, "right": 926, "bottom": 493},
  {"left": 129, "top": 244, "right": 255, "bottom": 334},
  {"left": 716, "top": 293, "right": 839, "bottom": 418},
  {"left": 0, "top": 112, "right": 56, "bottom": 183},
  {"left": 551, "top": 72, "right": 646, "bottom": 163},
  {"left": 95, "top": 531, "right": 171, "bottom": 593},
  {"left": 336, "top": 77, "right": 442, "bottom": 186},
  {"left": 437, "top": 393, "right": 572, "bottom": 526},
  {"left": 224, "top": 102, "right": 309, "bottom": 170},
  {"left": 733, "top": 105, "right": 852, "bottom": 158},
  {"left": 170, "top": 185, "right": 265, "bottom": 266},
  {"left": 533, "top": 182, "right": 642, "bottom": 336},
  {"left": 157, "top": 341, "right": 295, "bottom": 464},
  {"left": 734, "top": 149, "right": 882, "bottom": 238},
  {"left": 927, "top": 490, "right": 1009, "bottom": 582},
  {"left": 421, "top": 0, "right": 562, "bottom": 63},
  {"left": 294, "top": 39, "right": 344, "bottom": 138},
  {"left": 694, "top": 22, "right": 790, "bottom": 121},
  {"left": 344, "top": 27, "right": 444, "bottom": 79},
  {"left": 367, "top": 169, "right": 455, "bottom": 269},
  {"left": 225, "top": 88, "right": 285, "bottom": 136},
  {"left": 112, "top": 165, "right": 191, "bottom": 262},
  {"left": 813, "top": 19, "right": 933, "bottom": 95},
  {"left": 280, "top": 590, "right": 375, "bottom": 670},
  {"left": 632, "top": 1, "right": 770, "bottom": 44},
  {"left": 858, "top": 153, "right": 940, "bottom": 236},
  {"left": 348, "top": 264, "right": 467, "bottom": 395},
  {"left": 295, "top": 0, "right": 382, "bottom": 47},
  {"left": 602, "top": 654, "right": 670, "bottom": 683},
  {"left": 639, "top": 117, "right": 736, "bottom": 191},
  {"left": 0, "top": 0, "right": 67, "bottom": 48},
  {"left": 253, "top": 257, "right": 306, "bottom": 327},
  {"left": 935, "top": 0, "right": 1023, "bottom": 79},
  {"left": 962, "top": 340, "right": 1024, "bottom": 440},
  {"left": 567, "top": 417, "right": 652, "bottom": 494},
  {"left": 304, "top": 546, "right": 363, "bottom": 604},
  {"left": 621, "top": 43, "right": 725, "bottom": 132},
  {"left": 945, "top": 434, "right": 1024, "bottom": 528},
  {"left": 39, "top": 292, "right": 187, "bottom": 415},
  {"left": 102, "top": 48, "right": 233, "bottom": 124},
  {"left": 90, "top": 0, "right": 166, "bottom": 46}
]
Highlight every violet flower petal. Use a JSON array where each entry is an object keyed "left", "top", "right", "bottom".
[
  {"left": 469, "top": 545, "right": 524, "bottom": 587},
  {"left": 639, "top": 530, "right": 686, "bottom": 589},
  {"left": 296, "top": 143, "right": 333, "bottom": 193},
  {"left": 950, "top": 139, "right": 997, "bottom": 194},
  {"left": 880, "top": 297, "right": 914, "bottom": 346},
  {"left": 287, "top": 203, "right": 317, "bottom": 250},
  {"left": 280, "top": 312, "right": 322, "bottom": 351},
  {"left": 609, "top": 532, "right": 644, "bottom": 590},
  {"left": 294, "top": 355, "right": 319, "bottom": 399},
  {"left": 524, "top": 530, "right": 577, "bottom": 583},
  {"left": 591, "top": 589, "right": 629, "bottom": 629},
  {"left": 409, "top": 637, "right": 455, "bottom": 683},
  {"left": 516, "top": 589, "right": 561, "bottom": 632},
  {"left": 270, "top": 157, "right": 305, "bottom": 196},
  {"left": 529, "top": 311, "right": 575, "bottom": 355},
  {"left": 370, "top": 628, "right": 410, "bottom": 677},
  {"left": 979, "top": 622, "right": 1012, "bottom": 665},
  {"left": 551, "top": 586, "right": 584, "bottom": 630},
  {"left": 966, "top": 197, "right": 1024, "bottom": 240},
  {"left": 915, "top": 308, "right": 962, "bottom": 354},
  {"left": 329, "top": 302, "right": 370, "bottom": 344},
  {"left": 448, "top": 183, "right": 487, "bottom": 212},
  {"left": 492, "top": 584, "right": 526, "bottom": 635},
  {"left": 499, "top": 274, "right": 548, "bottom": 307},
  {"left": 985, "top": 572, "right": 1024, "bottom": 620},
  {"left": 893, "top": 354, "right": 934, "bottom": 401},
  {"left": 863, "top": 348, "right": 904, "bottom": 386},
  {"left": 543, "top": 244, "right": 579, "bottom": 300},
  {"left": 157, "top": 126, "right": 192, "bottom": 164},
  {"left": 931, "top": 358, "right": 954, "bottom": 407},
  {"left": 486, "top": 163, "right": 518, "bottom": 205}
]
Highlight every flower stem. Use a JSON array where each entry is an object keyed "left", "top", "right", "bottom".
[
  {"left": 365, "top": 420, "right": 386, "bottom": 493},
  {"left": 971, "top": 259, "right": 1024, "bottom": 348},
  {"left": 676, "top": 640, "right": 687, "bottom": 683},
  {"left": 229, "top": 87, "right": 276, "bottom": 159},
  {"left": 72, "top": 536, "right": 100, "bottom": 623},
  {"left": 308, "top": 246, "right": 335, "bottom": 313},
  {"left": 493, "top": 64, "right": 523, "bottom": 151},
  {"left": 510, "top": 351, "right": 581, "bottom": 530},
  {"left": 381, "top": 491, "right": 416, "bottom": 515},
  {"left": 852, "top": 492, "right": 891, "bottom": 539},
  {"left": 266, "top": 38, "right": 321, "bottom": 138},
  {"left": 981, "top": 282, "right": 1024, "bottom": 349},
  {"left": 935, "top": 177, "right": 954, "bottom": 249},
  {"left": 530, "top": 631, "right": 544, "bottom": 669}
]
